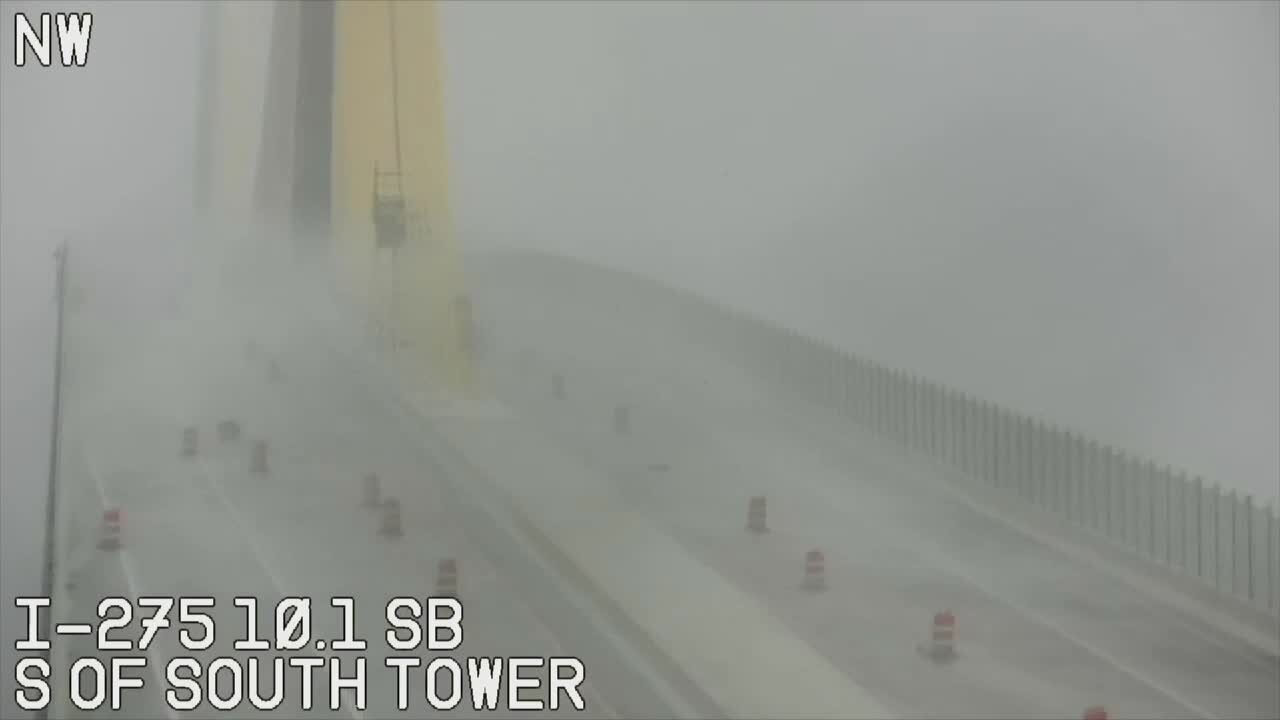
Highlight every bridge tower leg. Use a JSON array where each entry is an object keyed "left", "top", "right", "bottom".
[{"left": 195, "top": 0, "right": 476, "bottom": 396}]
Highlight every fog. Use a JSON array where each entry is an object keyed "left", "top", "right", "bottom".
[
  {"left": 441, "top": 0, "right": 1279, "bottom": 501},
  {"left": 2, "top": 1, "right": 1278, "bottom": 716}
]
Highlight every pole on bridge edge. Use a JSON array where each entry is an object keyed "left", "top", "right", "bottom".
[{"left": 38, "top": 241, "right": 69, "bottom": 720}]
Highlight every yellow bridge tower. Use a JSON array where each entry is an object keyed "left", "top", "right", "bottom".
[{"left": 195, "top": 0, "right": 476, "bottom": 395}]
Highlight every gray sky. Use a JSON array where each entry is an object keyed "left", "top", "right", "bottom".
[
  {"left": 2, "top": 4, "right": 1278, "bottom": 699},
  {"left": 1, "top": 2, "right": 199, "bottom": 713},
  {"left": 440, "top": 0, "right": 1279, "bottom": 501}
]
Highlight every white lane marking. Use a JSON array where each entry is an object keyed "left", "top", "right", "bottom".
[
  {"left": 925, "top": 460, "right": 1280, "bottom": 665},
  {"left": 801, "top": 479, "right": 1219, "bottom": 720},
  {"left": 188, "top": 455, "right": 366, "bottom": 720},
  {"left": 494, "top": 574, "right": 620, "bottom": 718},
  {"left": 583, "top": 368, "right": 1263, "bottom": 716},
  {"left": 513, "top": 364, "right": 1223, "bottom": 717},
  {"left": 338, "top": 356, "right": 702, "bottom": 719},
  {"left": 268, "top": 352, "right": 628, "bottom": 719},
  {"left": 83, "top": 446, "right": 182, "bottom": 720},
  {"left": 798, "top": 396, "right": 1280, "bottom": 662}
]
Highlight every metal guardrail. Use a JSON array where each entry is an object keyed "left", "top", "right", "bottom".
[{"left": 479, "top": 251, "right": 1280, "bottom": 619}]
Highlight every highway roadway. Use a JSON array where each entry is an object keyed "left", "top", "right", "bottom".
[
  {"left": 476, "top": 270, "right": 1280, "bottom": 720},
  {"left": 43, "top": 257, "right": 1279, "bottom": 719},
  {"left": 43, "top": 290, "right": 692, "bottom": 719}
]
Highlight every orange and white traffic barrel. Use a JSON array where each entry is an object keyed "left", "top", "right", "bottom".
[{"left": 98, "top": 508, "right": 122, "bottom": 551}]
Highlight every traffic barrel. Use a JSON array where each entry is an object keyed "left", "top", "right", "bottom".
[
  {"left": 181, "top": 426, "right": 198, "bottom": 457},
  {"left": 250, "top": 440, "right": 269, "bottom": 474},
  {"left": 552, "top": 373, "right": 565, "bottom": 400},
  {"left": 614, "top": 405, "right": 630, "bottom": 435},
  {"left": 926, "top": 610, "right": 957, "bottom": 662},
  {"left": 217, "top": 419, "right": 241, "bottom": 443},
  {"left": 1082, "top": 707, "right": 1108, "bottom": 720},
  {"left": 746, "top": 496, "right": 769, "bottom": 533},
  {"left": 379, "top": 497, "right": 402, "bottom": 538},
  {"left": 436, "top": 558, "right": 458, "bottom": 598},
  {"left": 97, "top": 508, "right": 122, "bottom": 551},
  {"left": 802, "top": 549, "right": 826, "bottom": 591},
  {"left": 362, "top": 472, "right": 381, "bottom": 508}
]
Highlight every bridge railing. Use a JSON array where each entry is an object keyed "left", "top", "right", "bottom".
[
  {"left": 723, "top": 305, "right": 1277, "bottom": 615},
  {"left": 478, "top": 251, "right": 1280, "bottom": 620}
]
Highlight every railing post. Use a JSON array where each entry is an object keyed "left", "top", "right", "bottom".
[
  {"left": 1178, "top": 472, "right": 1189, "bottom": 570},
  {"left": 910, "top": 376, "right": 919, "bottom": 452},
  {"left": 1087, "top": 443, "right": 1095, "bottom": 533},
  {"left": 1116, "top": 452, "right": 1127, "bottom": 544},
  {"left": 1090, "top": 440, "right": 1100, "bottom": 535},
  {"left": 869, "top": 363, "right": 879, "bottom": 433},
  {"left": 941, "top": 388, "right": 951, "bottom": 464},
  {"left": 1195, "top": 476, "right": 1204, "bottom": 579},
  {"left": 1230, "top": 490, "right": 1239, "bottom": 596},
  {"left": 1010, "top": 412, "right": 1019, "bottom": 494},
  {"left": 929, "top": 382, "right": 939, "bottom": 459},
  {"left": 856, "top": 354, "right": 865, "bottom": 425},
  {"left": 897, "top": 370, "right": 906, "bottom": 445},
  {"left": 846, "top": 355, "right": 857, "bottom": 425},
  {"left": 1245, "top": 494, "right": 1254, "bottom": 603},
  {"left": 1037, "top": 422, "right": 1045, "bottom": 511},
  {"left": 881, "top": 365, "right": 890, "bottom": 437},
  {"left": 1051, "top": 424, "right": 1061, "bottom": 514},
  {"left": 879, "top": 364, "right": 888, "bottom": 437},
  {"left": 890, "top": 369, "right": 900, "bottom": 443},
  {"left": 884, "top": 367, "right": 893, "bottom": 440},
  {"left": 944, "top": 389, "right": 954, "bottom": 465},
  {"left": 965, "top": 394, "right": 976, "bottom": 476},
  {"left": 1058, "top": 430, "right": 1067, "bottom": 516},
  {"left": 1103, "top": 446, "right": 1115, "bottom": 539},
  {"left": 969, "top": 396, "right": 979, "bottom": 478},
  {"left": 1268, "top": 503, "right": 1276, "bottom": 611},
  {"left": 1047, "top": 427, "right": 1059, "bottom": 513},
  {"left": 1030, "top": 419, "right": 1041, "bottom": 507},
  {"left": 1129, "top": 455, "right": 1140, "bottom": 550},
  {"left": 942, "top": 385, "right": 950, "bottom": 462},
  {"left": 1078, "top": 432, "right": 1089, "bottom": 526},
  {"left": 993, "top": 405, "right": 1003, "bottom": 489},
  {"left": 1023, "top": 419, "right": 1034, "bottom": 505},
  {"left": 1019, "top": 417, "right": 1031, "bottom": 501},
  {"left": 962, "top": 394, "right": 972, "bottom": 474},
  {"left": 1213, "top": 486, "right": 1222, "bottom": 591},
  {"left": 920, "top": 376, "right": 929, "bottom": 453},
  {"left": 1152, "top": 458, "right": 1162, "bottom": 556},
  {"left": 1124, "top": 455, "right": 1132, "bottom": 548},
  {"left": 1086, "top": 438, "right": 1098, "bottom": 530},
  {"left": 1075, "top": 430, "right": 1085, "bottom": 527},
  {"left": 910, "top": 375, "right": 920, "bottom": 451},
  {"left": 1161, "top": 466, "right": 1171, "bottom": 566},
  {"left": 979, "top": 402, "right": 988, "bottom": 484},
  {"left": 863, "top": 356, "right": 873, "bottom": 428},
  {"left": 890, "top": 369, "right": 899, "bottom": 442},
  {"left": 999, "top": 410, "right": 1009, "bottom": 492}
]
